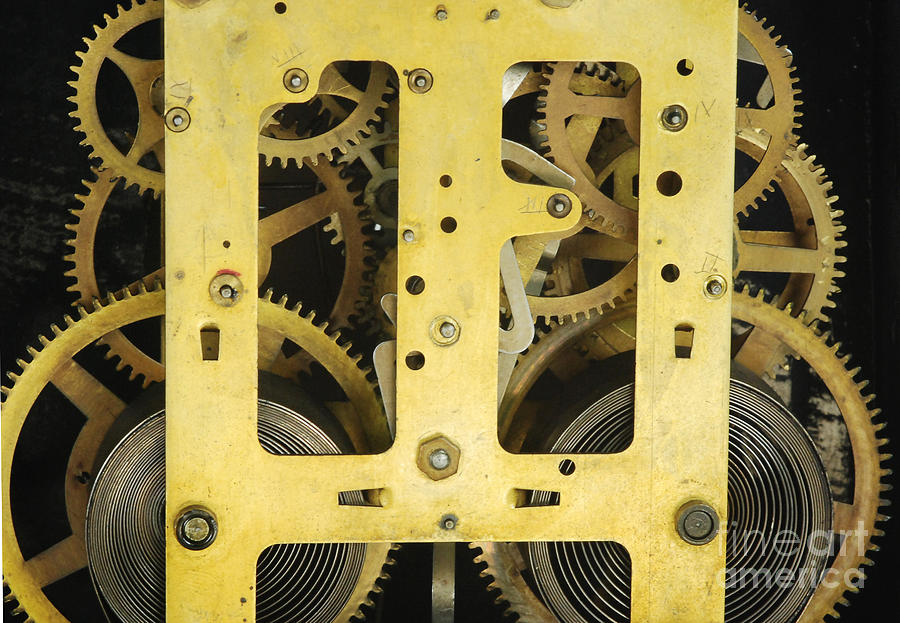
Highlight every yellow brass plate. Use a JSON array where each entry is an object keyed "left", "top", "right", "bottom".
[{"left": 164, "top": 1, "right": 736, "bottom": 620}]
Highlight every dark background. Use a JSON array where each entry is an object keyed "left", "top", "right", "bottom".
[{"left": 1, "top": 1, "right": 898, "bottom": 621}]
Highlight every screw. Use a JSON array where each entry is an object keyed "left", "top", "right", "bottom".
[
  {"left": 676, "top": 502, "right": 719, "bottom": 545},
  {"left": 408, "top": 69, "right": 433, "bottom": 94},
  {"left": 661, "top": 104, "right": 688, "bottom": 132},
  {"left": 487, "top": 8, "right": 500, "bottom": 19},
  {"left": 176, "top": 508, "right": 218, "bottom": 550},
  {"left": 439, "top": 322, "right": 456, "bottom": 339},
  {"left": 704, "top": 274, "right": 727, "bottom": 299},
  {"left": 402, "top": 229, "right": 415, "bottom": 242},
  {"left": 283, "top": 68, "right": 309, "bottom": 93},
  {"left": 440, "top": 514, "right": 458, "bottom": 530},
  {"left": 430, "top": 315, "right": 460, "bottom": 346},
  {"left": 435, "top": 6, "right": 447, "bottom": 20},
  {"left": 429, "top": 448, "right": 451, "bottom": 470},
  {"left": 165, "top": 107, "right": 191, "bottom": 132},
  {"left": 219, "top": 285, "right": 234, "bottom": 299},
  {"left": 547, "top": 193, "right": 572, "bottom": 218},
  {"left": 210, "top": 273, "right": 243, "bottom": 307}
]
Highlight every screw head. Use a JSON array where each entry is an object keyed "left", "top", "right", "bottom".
[
  {"left": 408, "top": 68, "right": 433, "bottom": 94},
  {"left": 402, "top": 229, "right": 415, "bottom": 243},
  {"left": 440, "top": 514, "right": 458, "bottom": 530},
  {"left": 676, "top": 502, "right": 719, "bottom": 545},
  {"left": 487, "top": 8, "right": 500, "bottom": 19},
  {"left": 439, "top": 322, "right": 456, "bottom": 339},
  {"left": 661, "top": 104, "right": 688, "bottom": 132},
  {"left": 429, "top": 448, "right": 451, "bottom": 470},
  {"left": 435, "top": 6, "right": 448, "bottom": 20},
  {"left": 176, "top": 508, "right": 218, "bottom": 550},
  {"left": 165, "top": 107, "right": 191, "bottom": 132},
  {"left": 283, "top": 68, "right": 309, "bottom": 93},
  {"left": 547, "top": 193, "right": 572, "bottom": 218}
]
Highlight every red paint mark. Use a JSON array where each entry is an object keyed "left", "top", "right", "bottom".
[{"left": 216, "top": 269, "right": 241, "bottom": 277}]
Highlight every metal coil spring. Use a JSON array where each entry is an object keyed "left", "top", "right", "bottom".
[
  {"left": 85, "top": 400, "right": 365, "bottom": 623},
  {"left": 528, "top": 379, "right": 832, "bottom": 623}
]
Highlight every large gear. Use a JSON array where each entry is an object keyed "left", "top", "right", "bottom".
[
  {"left": 68, "top": 0, "right": 393, "bottom": 195},
  {"left": 479, "top": 290, "right": 887, "bottom": 623},
  {"left": 536, "top": 134, "right": 844, "bottom": 324},
  {"left": 0, "top": 286, "right": 392, "bottom": 622},
  {"left": 62, "top": 159, "right": 377, "bottom": 385}
]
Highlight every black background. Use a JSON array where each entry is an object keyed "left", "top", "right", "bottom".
[{"left": 1, "top": 1, "right": 898, "bottom": 621}]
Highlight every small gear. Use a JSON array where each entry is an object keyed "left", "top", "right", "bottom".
[
  {"left": 68, "top": 0, "right": 166, "bottom": 196},
  {"left": 337, "top": 116, "right": 399, "bottom": 230},
  {"left": 63, "top": 160, "right": 376, "bottom": 385},
  {"left": 484, "top": 290, "right": 888, "bottom": 622},
  {"left": 1, "top": 285, "right": 392, "bottom": 622},
  {"left": 259, "top": 62, "right": 395, "bottom": 168}
]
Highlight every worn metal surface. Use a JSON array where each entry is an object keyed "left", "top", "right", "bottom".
[{"left": 163, "top": 1, "right": 736, "bottom": 620}]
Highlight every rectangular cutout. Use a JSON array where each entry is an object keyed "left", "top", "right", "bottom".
[
  {"left": 200, "top": 326, "right": 220, "bottom": 361},
  {"left": 674, "top": 324, "right": 694, "bottom": 359},
  {"left": 338, "top": 488, "right": 385, "bottom": 508},
  {"left": 512, "top": 488, "right": 560, "bottom": 508}
]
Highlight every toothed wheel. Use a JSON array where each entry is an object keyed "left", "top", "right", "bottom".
[
  {"left": 62, "top": 159, "right": 376, "bottom": 385},
  {"left": 0, "top": 286, "right": 393, "bottom": 622},
  {"left": 483, "top": 290, "right": 887, "bottom": 623},
  {"left": 531, "top": 135, "right": 844, "bottom": 325}
]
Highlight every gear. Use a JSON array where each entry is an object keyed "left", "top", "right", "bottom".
[
  {"left": 481, "top": 290, "right": 887, "bottom": 622},
  {"left": 68, "top": 0, "right": 166, "bottom": 196},
  {"left": 259, "top": 62, "right": 395, "bottom": 168},
  {"left": 338, "top": 120, "right": 399, "bottom": 230},
  {"left": 1, "top": 285, "right": 392, "bottom": 622},
  {"left": 63, "top": 160, "right": 376, "bottom": 385},
  {"left": 534, "top": 134, "right": 843, "bottom": 326}
]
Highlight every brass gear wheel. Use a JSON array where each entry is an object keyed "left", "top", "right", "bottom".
[
  {"left": 536, "top": 134, "right": 844, "bottom": 325},
  {"left": 259, "top": 62, "right": 395, "bottom": 168},
  {"left": 337, "top": 117, "right": 399, "bottom": 230},
  {"left": 62, "top": 160, "right": 376, "bottom": 386},
  {"left": 534, "top": 5, "right": 801, "bottom": 244},
  {"left": 69, "top": 0, "right": 393, "bottom": 195},
  {"left": 1, "top": 285, "right": 393, "bottom": 622},
  {"left": 68, "top": 0, "right": 166, "bottom": 196},
  {"left": 479, "top": 290, "right": 888, "bottom": 623}
]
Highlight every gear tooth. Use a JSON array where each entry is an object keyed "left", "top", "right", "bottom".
[
  {"left": 277, "top": 294, "right": 289, "bottom": 308},
  {"left": 6, "top": 371, "right": 20, "bottom": 383},
  {"left": 263, "top": 288, "right": 275, "bottom": 302},
  {"left": 25, "top": 345, "right": 39, "bottom": 359},
  {"left": 51, "top": 323, "right": 63, "bottom": 336},
  {"left": 0, "top": 385, "right": 10, "bottom": 397},
  {"left": 64, "top": 314, "right": 77, "bottom": 327}
]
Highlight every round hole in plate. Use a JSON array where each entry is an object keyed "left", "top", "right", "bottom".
[
  {"left": 661, "top": 264, "right": 680, "bottom": 282},
  {"left": 405, "top": 275, "right": 425, "bottom": 295},
  {"left": 274, "top": 2, "right": 287, "bottom": 14},
  {"left": 656, "top": 171, "right": 683, "bottom": 197},
  {"left": 440, "top": 217, "right": 457, "bottom": 233},
  {"left": 222, "top": 240, "right": 230, "bottom": 248},
  {"left": 405, "top": 351, "right": 425, "bottom": 370},
  {"left": 677, "top": 58, "right": 694, "bottom": 76},
  {"left": 439, "top": 175, "right": 453, "bottom": 187},
  {"left": 558, "top": 459, "right": 576, "bottom": 476}
]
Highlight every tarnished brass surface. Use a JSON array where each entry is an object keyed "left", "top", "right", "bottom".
[{"left": 162, "top": 1, "right": 736, "bottom": 620}]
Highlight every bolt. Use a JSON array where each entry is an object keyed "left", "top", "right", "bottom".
[
  {"left": 546, "top": 193, "right": 572, "bottom": 218},
  {"left": 283, "top": 68, "right": 309, "bottom": 93},
  {"left": 435, "top": 6, "right": 447, "bottom": 20},
  {"left": 429, "top": 448, "right": 451, "bottom": 470},
  {"left": 290, "top": 75, "right": 302, "bottom": 87},
  {"left": 176, "top": 508, "right": 218, "bottom": 550},
  {"left": 402, "top": 229, "right": 415, "bottom": 242},
  {"left": 415, "top": 76, "right": 427, "bottom": 87},
  {"left": 219, "top": 285, "right": 234, "bottom": 299},
  {"left": 676, "top": 502, "right": 719, "bottom": 545},
  {"left": 430, "top": 315, "right": 460, "bottom": 346},
  {"left": 407, "top": 69, "right": 433, "bottom": 94},
  {"left": 172, "top": 115, "right": 184, "bottom": 127},
  {"left": 439, "top": 322, "right": 456, "bottom": 339},
  {"left": 661, "top": 104, "right": 688, "bottom": 132},
  {"left": 707, "top": 280, "right": 723, "bottom": 296},
  {"left": 487, "top": 8, "right": 500, "bottom": 19},
  {"left": 440, "top": 514, "right": 458, "bottom": 530},
  {"left": 165, "top": 107, "right": 191, "bottom": 132}
]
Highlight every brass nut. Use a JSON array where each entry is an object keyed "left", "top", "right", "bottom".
[
  {"left": 429, "top": 315, "right": 460, "bottom": 346},
  {"left": 408, "top": 68, "right": 433, "bottom": 94},
  {"left": 209, "top": 273, "right": 243, "bottom": 307},
  {"left": 283, "top": 68, "right": 309, "bottom": 93},
  {"left": 547, "top": 193, "right": 572, "bottom": 218},
  {"left": 416, "top": 435, "right": 460, "bottom": 480},
  {"left": 703, "top": 274, "right": 728, "bottom": 299},
  {"left": 676, "top": 501, "right": 719, "bottom": 545},
  {"left": 164, "top": 107, "right": 191, "bottom": 132},
  {"left": 660, "top": 104, "right": 688, "bottom": 131}
]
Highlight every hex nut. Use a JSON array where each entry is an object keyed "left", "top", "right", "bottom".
[
  {"left": 676, "top": 501, "right": 719, "bottom": 545},
  {"left": 416, "top": 435, "right": 460, "bottom": 480}
]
